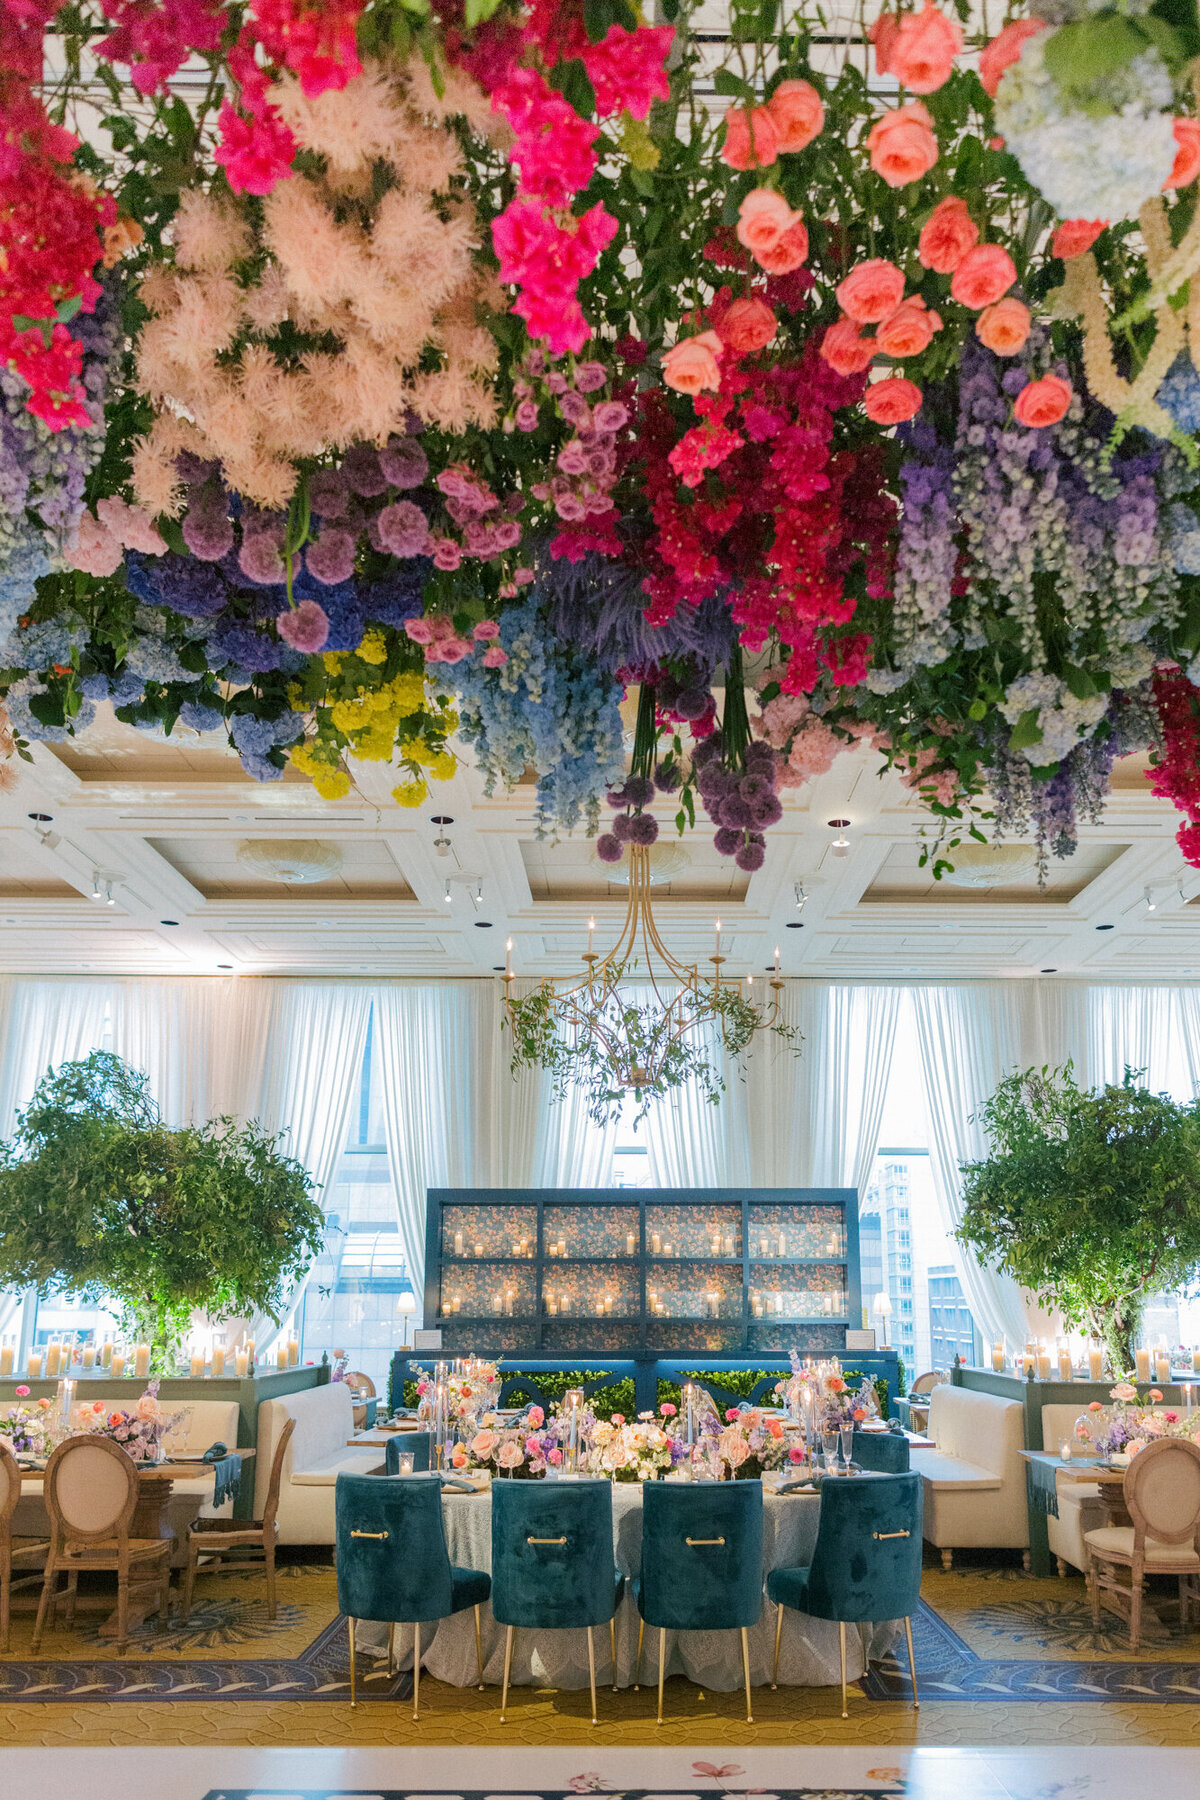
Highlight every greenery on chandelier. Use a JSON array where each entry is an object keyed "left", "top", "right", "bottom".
[
  {"left": 955, "top": 1064, "right": 1200, "bottom": 1375},
  {"left": 0, "top": 1052, "right": 325, "bottom": 1369}
]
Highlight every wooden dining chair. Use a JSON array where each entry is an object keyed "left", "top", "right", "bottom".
[
  {"left": 1, "top": 1443, "right": 50, "bottom": 1651},
  {"left": 1085, "top": 1437, "right": 1200, "bottom": 1648},
  {"left": 181, "top": 1416, "right": 295, "bottom": 1622},
  {"left": 343, "top": 1372, "right": 376, "bottom": 1397},
  {"left": 31, "top": 1435, "right": 172, "bottom": 1654}
]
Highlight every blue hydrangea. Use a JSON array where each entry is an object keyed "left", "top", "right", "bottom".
[
  {"left": 209, "top": 619, "right": 286, "bottom": 672},
  {"left": 1168, "top": 502, "right": 1200, "bottom": 574},
  {"left": 0, "top": 617, "right": 80, "bottom": 670},
  {"left": 110, "top": 670, "right": 147, "bottom": 706},
  {"left": 1158, "top": 356, "right": 1200, "bottom": 436},
  {"left": 79, "top": 672, "right": 111, "bottom": 700},
  {"left": 178, "top": 700, "right": 225, "bottom": 733},
  {"left": 125, "top": 552, "right": 227, "bottom": 619},
  {"left": 124, "top": 639, "right": 193, "bottom": 685},
  {"left": 362, "top": 563, "right": 428, "bottom": 631}
]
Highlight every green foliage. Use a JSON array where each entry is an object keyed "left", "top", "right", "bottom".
[
  {"left": 0, "top": 1052, "right": 325, "bottom": 1369},
  {"left": 957, "top": 1065, "right": 1200, "bottom": 1375}
]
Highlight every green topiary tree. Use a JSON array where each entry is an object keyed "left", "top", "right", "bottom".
[
  {"left": 0, "top": 1051, "right": 326, "bottom": 1371},
  {"left": 956, "top": 1065, "right": 1200, "bottom": 1376}
]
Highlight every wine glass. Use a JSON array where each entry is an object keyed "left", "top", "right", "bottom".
[
  {"left": 840, "top": 1422, "right": 855, "bottom": 1473},
  {"left": 821, "top": 1427, "right": 838, "bottom": 1471}
]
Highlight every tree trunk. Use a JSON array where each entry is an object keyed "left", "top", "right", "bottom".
[{"left": 1087, "top": 1299, "right": 1141, "bottom": 1380}]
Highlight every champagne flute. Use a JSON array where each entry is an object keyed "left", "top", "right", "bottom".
[
  {"left": 821, "top": 1427, "right": 838, "bottom": 1472},
  {"left": 840, "top": 1422, "right": 855, "bottom": 1474}
]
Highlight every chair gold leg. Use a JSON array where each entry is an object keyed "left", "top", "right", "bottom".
[
  {"left": 610, "top": 1613, "right": 618, "bottom": 1691},
  {"left": 387, "top": 1622, "right": 395, "bottom": 1679},
  {"left": 740, "top": 1625, "right": 753, "bottom": 1724},
  {"left": 839, "top": 1620, "right": 848, "bottom": 1720},
  {"left": 500, "top": 1623, "right": 514, "bottom": 1723},
  {"left": 587, "top": 1625, "right": 598, "bottom": 1725},
  {"left": 772, "top": 1603, "right": 783, "bottom": 1689},
  {"left": 474, "top": 1603, "right": 485, "bottom": 1690},
  {"left": 903, "top": 1614, "right": 919, "bottom": 1710},
  {"left": 348, "top": 1617, "right": 357, "bottom": 1709},
  {"left": 656, "top": 1625, "right": 666, "bottom": 1726},
  {"left": 635, "top": 1616, "right": 644, "bottom": 1690},
  {"left": 413, "top": 1619, "right": 421, "bottom": 1722}
]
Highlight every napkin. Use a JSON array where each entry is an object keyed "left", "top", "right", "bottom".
[{"left": 202, "top": 1442, "right": 243, "bottom": 1507}]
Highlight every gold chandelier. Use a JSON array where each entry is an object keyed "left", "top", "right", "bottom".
[{"left": 502, "top": 843, "right": 791, "bottom": 1120}]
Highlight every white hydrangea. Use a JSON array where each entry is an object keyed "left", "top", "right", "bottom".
[
  {"left": 994, "top": 36, "right": 1177, "bottom": 221},
  {"left": 1000, "top": 673, "right": 1109, "bottom": 764}
]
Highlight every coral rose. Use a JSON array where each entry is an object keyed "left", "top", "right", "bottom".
[
  {"left": 820, "top": 317, "right": 877, "bottom": 375},
  {"left": 754, "top": 217, "right": 809, "bottom": 274},
  {"left": 864, "top": 376, "right": 923, "bottom": 424},
  {"left": 719, "top": 296, "right": 777, "bottom": 354},
  {"left": 949, "top": 242, "right": 1017, "bottom": 308},
  {"left": 875, "top": 295, "right": 942, "bottom": 357},
  {"left": 867, "top": 101, "right": 939, "bottom": 187},
  {"left": 836, "top": 257, "right": 906, "bottom": 323},
  {"left": 889, "top": 3, "right": 963, "bottom": 94},
  {"left": 721, "top": 103, "right": 778, "bottom": 169},
  {"left": 767, "top": 78, "right": 824, "bottom": 152},
  {"left": 1052, "top": 218, "right": 1107, "bottom": 259},
  {"left": 661, "top": 330, "right": 724, "bottom": 395},
  {"left": 976, "top": 296, "right": 1031, "bottom": 354},
  {"left": 917, "top": 195, "right": 979, "bottom": 272},
  {"left": 979, "top": 17, "right": 1045, "bottom": 97},
  {"left": 1165, "top": 118, "right": 1200, "bottom": 190},
  {"left": 736, "top": 187, "right": 804, "bottom": 257},
  {"left": 869, "top": 11, "right": 901, "bottom": 76},
  {"left": 1013, "top": 373, "right": 1072, "bottom": 428}
]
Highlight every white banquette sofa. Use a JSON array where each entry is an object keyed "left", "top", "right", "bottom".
[
  {"left": 255, "top": 1382, "right": 384, "bottom": 1544},
  {"left": 910, "top": 1383, "right": 1030, "bottom": 1568}
]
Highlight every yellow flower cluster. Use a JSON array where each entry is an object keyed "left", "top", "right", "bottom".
[{"left": 286, "top": 661, "right": 459, "bottom": 804}]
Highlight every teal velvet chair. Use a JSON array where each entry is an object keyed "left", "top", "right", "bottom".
[
  {"left": 335, "top": 1473, "right": 490, "bottom": 1719},
  {"left": 767, "top": 1470, "right": 922, "bottom": 1718},
  {"left": 852, "top": 1429, "right": 910, "bottom": 1474},
  {"left": 490, "top": 1479, "right": 624, "bottom": 1725},
  {"left": 384, "top": 1433, "right": 432, "bottom": 1474},
  {"left": 634, "top": 1480, "right": 764, "bottom": 1724}
]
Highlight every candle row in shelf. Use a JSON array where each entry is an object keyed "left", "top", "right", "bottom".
[
  {"left": 0, "top": 1332, "right": 302, "bottom": 1380},
  {"left": 989, "top": 1339, "right": 1200, "bottom": 1381}
]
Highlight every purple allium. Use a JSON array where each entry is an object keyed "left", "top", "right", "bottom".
[
  {"left": 182, "top": 507, "right": 234, "bottom": 561},
  {"left": 744, "top": 740, "right": 776, "bottom": 775},
  {"left": 305, "top": 530, "right": 357, "bottom": 585},
  {"left": 310, "top": 468, "right": 351, "bottom": 517},
  {"left": 377, "top": 501, "right": 430, "bottom": 558},
  {"left": 739, "top": 773, "right": 771, "bottom": 804},
  {"left": 595, "top": 833, "right": 624, "bottom": 863},
  {"left": 606, "top": 782, "right": 631, "bottom": 807},
  {"left": 379, "top": 436, "right": 429, "bottom": 489},
  {"left": 655, "top": 763, "right": 682, "bottom": 794},
  {"left": 624, "top": 774, "right": 655, "bottom": 807},
  {"left": 627, "top": 811, "right": 659, "bottom": 845},
  {"left": 735, "top": 839, "right": 766, "bottom": 871},
  {"left": 718, "top": 794, "right": 755, "bottom": 830},
  {"left": 239, "top": 536, "right": 286, "bottom": 585},
  {"left": 342, "top": 443, "right": 388, "bottom": 497},
  {"left": 749, "top": 792, "right": 784, "bottom": 829},
  {"left": 674, "top": 687, "right": 711, "bottom": 721},
  {"left": 714, "top": 826, "right": 742, "bottom": 856},
  {"left": 611, "top": 812, "right": 633, "bottom": 842},
  {"left": 276, "top": 599, "right": 330, "bottom": 653},
  {"left": 690, "top": 734, "right": 722, "bottom": 769}
]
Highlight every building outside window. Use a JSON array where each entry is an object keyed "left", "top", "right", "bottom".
[{"left": 928, "top": 1263, "right": 982, "bottom": 1369}]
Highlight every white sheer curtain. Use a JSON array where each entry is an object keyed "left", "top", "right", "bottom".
[
  {"left": 0, "top": 977, "right": 114, "bottom": 1140},
  {"left": 1085, "top": 985, "right": 1182, "bottom": 1096},
  {"left": 910, "top": 983, "right": 1044, "bottom": 1349},
  {"left": 1176, "top": 987, "right": 1200, "bottom": 1099}
]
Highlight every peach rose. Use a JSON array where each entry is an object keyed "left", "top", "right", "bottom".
[
  {"left": 867, "top": 101, "right": 939, "bottom": 187},
  {"left": 1013, "top": 373, "right": 1072, "bottom": 428},
  {"left": 864, "top": 376, "right": 923, "bottom": 424},
  {"left": 917, "top": 195, "right": 979, "bottom": 272},
  {"left": 736, "top": 187, "right": 804, "bottom": 258},
  {"left": 724, "top": 1437, "right": 750, "bottom": 1468},
  {"left": 976, "top": 296, "right": 1031, "bottom": 354},
  {"left": 721, "top": 103, "right": 779, "bottom": 170},
  {"left": 661, "top": 330, "right": 724, "bottom": 395},
  {"left": 949, "top": 242, "right": 1017, "bottom": 308},
  {"left": 767, "top": 78, "right": 824, "bottom": 153},
  {"left": 1052, "top": 218, "right": 1107, "bottom": 260},
  {"left": 836, "top": 258, "right": 906, "bottom": 324},
  {"left": 869, "top": 11, "right": 902, "bottom": 76},
  {"left": 470, "top": 1428, "right": 497, "bottom": 1459},
  {"left": 979, "top": 17, "right": 1045, "bottom": 97},
  {"left": 754, "top": 217, "right": 810, "bottom": 274},
  {"left": 876, "top": 295, "right": 942, "bottom": 357},
  {"left": 1165, "top": 118, "right": 1200, "bottom": 190},
  {"left": 889, "top": 3, "right": 963, "bottom": 95},
  {"left": 497, "top": 1440, "right": 524, "bottom": 1468},
  {"left": 820, "top": 317, "right": 877, "bottom": 375},
  {"left": 718, "top": 296, "right": 777, "bottom": 355}
]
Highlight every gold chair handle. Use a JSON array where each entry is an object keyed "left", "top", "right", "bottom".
[
  {"left": 686, "top": 1536, "right": 726, "bottom": 1546},
  {"left": 351, "top": 1529, "right": 389, "bottom": 1539},
  {"left": 527, "top": 1535, "right": 567, "bottom": 1545},
  {"left": 872, "top": 1529, "right": 910, "bottom": 1540}
]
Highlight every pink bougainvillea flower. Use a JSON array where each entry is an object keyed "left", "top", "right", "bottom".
[
  {"left": 887, "top": 3, "right": 963, "bottom": 94},
  {"left": 766, "top": 78, "right": 824, "bottom": 152},
  {"left": 866, "top": 101, "right": 938, "bottom": 187},
  {"left": 949, "top": 242, "right": 1017, "bottom": 308},
  {"left": 213, "top": 98, "right": 297, "bottom": 195},
  {"left": 864, "top": 376, "right": 923, "bottom": 424},
  {"left": 1013, "top": 373, "right": 1072, "bottom": 427},
  {"left": 836, "top": 258, "right": 906, "bottom": 323},
  {"left": 581, "top": 22, "right": 674, "bottom": 120},
  {"left": 979, "top": 17, "right": 1046, "bottom": 97},
  {"left": 720, "top": 103, "right": 779, "bottom": 170},
  {"left": 1052, "top": 218, "right": 1108, "bottom": 259},
  {"left": 917, "top": 195, "right": 979, "bottom": 272},
  {"left": 1165, "top": 117, "right": 1200, "bottom": 190}
]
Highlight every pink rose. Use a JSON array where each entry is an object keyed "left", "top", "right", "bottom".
[
  {"left": 864, "top": 377, "right": 923, "bottom": 424},
  {"left": 470, "top": 1429, "right": 497, "bottom": 1459},
  {"left": 725, "top": 1407, "right": 740, "bottom": 1423},
  {"left": 527, "top": 1405, "right": 544, "bottom": 1426},
  {"left": 766, "top": 78, "right": 824, "bottom": 152},
  {"left": 917, "top": 195, "right": 979, "bottom": 272},
  {"left": 451, "top": 1445, "right": 469, "bottom": 1468},
  {"left": 725, "top": 1438, "right": 749, "bottom": 1467},
  {"left": 660, "top": 1402, "right": 677, "bottom": 1417},
  {"left": 976, "top": 296, "right": 1030, "bottom": 355},
  {"left": 547, "top": 1447, "right": 563, "bottom": 1465},
  {"left": 497, "top": 1441, "right": 524, "bottom": 1468},
  {"left": 1150, "top": 1388, "right": 1164, "bottom": 1403},
  {"left": 1013, "top": 374, "right": 1071, "bottom": 428},
  {"left": 788, "top": 1444, "right": 805, "bottom": 1464},
  {"left": 867, "top": 102, "right": 938, "bottom": 187},
  {"left": 405, "top": 617, "right": 435, "bottom": 644},
  {"left": 875, "top": 295, "right": 942, "bottom": 357},
  {"left": 431, "top": 538, "right": 462, "bottom": 572},
  {"left": 820, "top": 317, "right": 877, "bottom": 375},
  {"left": 979, "top": 18, "right": 1045, "bottom": 97},
  {"left": 1165, "top": 118, "right": 1200, "bottom": 190},
  {"left": 754, "top": 218, "right": 809, "bottom": 275},
  {"left": 15, "top": 1385, "right": 29, "bottom": 1398},
  {"left": 949, "top": 243, "right": 1017, "bottom": 309},
  {"left": 661, "top": 330, "right": 723, "bottom": 396},
  {"left": 1088, "top": 1400, "right": 1104, "bottom": 1412},
  {"left": 718, "top": 296, "right": 777, "bottom": 355},
  {"left": 610, "top": 1414, "right": 625, "bottom": 1426},
  {"left": 473, "top": 619, "right": 500, "bottom": 640},
  {"left": 836, "top": 258, "right": 906, "bottom": 324},
  {"left": 1052, "top": 218, "right": 1107, "bottom": 259},
  {"left": 482, "top": 645, "right": 508, "bottom": 668},
  {"left": 888, "top": 3, "right": 963, "bottom": 94},
  {"left": 720, "top": 103, "right": 779, "bottom": 170},
  {"left": 736, "top": 188, "right": 805, "bottom": 260},
  {"left": 869, "top": 12, "right": 902, "bottom": 77}
]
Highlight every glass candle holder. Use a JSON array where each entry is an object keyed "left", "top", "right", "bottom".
[{"left": 397, "top": 1453, "right": 415, "bottom": 1477}]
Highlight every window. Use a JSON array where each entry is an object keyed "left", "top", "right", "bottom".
[{"left": 611, "top": 1101, "right": 653, "bottom": 1187}]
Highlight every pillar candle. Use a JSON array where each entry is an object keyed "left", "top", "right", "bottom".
[
  {"left": 547, "top": 1298, "right": 558, "bottom": 1316},
  {"left": 560, "top": 1292, "right": 569, "bottom": 1316},
  {"left": 245, "top": 1338, "right": 255, "bottom": 1364},
  {"left": 992, "top": 1342, "right": 1005, "bottom": 1372},
  {"left": 134, "top": 1344, "right": 150, "bottom": 1379},
  {"left": 82, "top": 1344, "right": 95, "bottom": 1370},
  {"left": 44, "top": 1341, "right": 61, "bottom": 1378},
  {"left": 1089, "top": 1346, "right": 1104, "bottom": 1380},
  {"left": 27, "top": 1350, "right": 43, "bottom": 1380},
  {"left": 626, "top": 1232, "right": 636, "bottom": 1254},
  {"left": 474, "top": 1242, "right": 483, "bottom": 1257},
  {"left": 1193, "top": 1348, "right": 1200, "bottom": 1375},
  {"left": 651, "top": 1233, "right": 661, "bottom": 1254},
  {"left": 1036, "top": 1349, "right": 1052, "bottom": 1379},
  {"left": 110, "top": 1350, "right": 124, "bottom": 1379},
  {"left": 1156, "top": 1353, "right": 1171, "bottom": 1384},
  {"left": 1135, "top": 1347, "right": 1151, "bottom": 1382},
  {"left": 778, "top": 1233, "right": 787, "bottom": 1257},
  {"left": 454, "top": 1231, "right": 464, "bottom": 1255},
  {"left": 0, "top": 1342, "right": 13, "bottom": 1377},
  {"left": 190, "top": 1350, "right": 205, "bottom": 1378},
  {"left": 760, "top": 1236, "right": 769, "bottom": 1256},
  {"left": 235, "top": 1348, "right": 249, "bottom": 1378},
  {"left": 1058, "top": 1347, "right": 1073, "bottom": 1382},
  {"left": 723, "top": 1234, "right": 734, "bottom": 1256},
  {"left": 211, "top": 1344, "right": 226, "bottom": 1377},
  {"left": 100, "top": 1340, "right": 113, "bottom": 1368}
]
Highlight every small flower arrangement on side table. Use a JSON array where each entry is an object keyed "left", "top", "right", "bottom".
[
  {"left": 0, "top": 1387, "right": 58, "bottom": 1460},
  {"left": 77, "top": 1380, "right": 185, "bottom": 1462}
]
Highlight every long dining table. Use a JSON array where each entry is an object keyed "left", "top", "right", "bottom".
[{"left": 353, "top": 1475, "right": 901, "bottom": 1692}]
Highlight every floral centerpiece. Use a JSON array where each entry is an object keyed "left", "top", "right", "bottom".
[
  {"left": 0, "top": 1388, "right": 58, "bottom": 1460},
  {"left": 1088, "top": 1382, "right": 1200, "bottom": 1459},
  {"left": 713, "top": 1407, "right": 788, "bottom": 1481},
  {"left": 590, "top": 1411, "right": 684, "bottom": 1482},
  {"left": 77, "top": 1380, "right": 184, "bottom": 1463},
  {"left": 452, "top": 1404, "right": 566, "bottom": 1478},
  {"left": 414, "top": 1360, "right": 500, "bottom": 1431}
]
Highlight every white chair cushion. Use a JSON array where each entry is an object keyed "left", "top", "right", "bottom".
[
  {"left": 290, "top": 1450, "right": 384, "bottom": 1487},
  {"left": 910, "top": 1448, "right": 1002, "bottom": 1491},
  {"left": 1085, "top": 1525, "right": 1200, "bottom": 1568}
]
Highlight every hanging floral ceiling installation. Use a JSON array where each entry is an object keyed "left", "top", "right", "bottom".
[{"left": 6, "top": 0, "right": 1200, "bottom": 875}]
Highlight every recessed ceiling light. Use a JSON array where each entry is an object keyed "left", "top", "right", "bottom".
[
  {"left": 475, "top": 920, "right": 494, "bottom": 928},
  {"left": 27, "top": 812, "right": 52, "bottom": 823},
  {"left": 1041, "top": 967, "right": 1057, "bottom": 973},
  {"left": 1096, "top": 923, "right": 1115, "bottom": 931},
  {"left": 430, "top": 815, "right": 454, "bottom": 825},
  {"left": 786, "top": 921, "right": 805, "bottom": 929},
  {"left": 160, "top": 919, "right": 179, "bottom": 927},
  {"left": 217, "top": 963, "right": 233, "bottom": 970}
]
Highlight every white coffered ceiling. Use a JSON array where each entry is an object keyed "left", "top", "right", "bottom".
[{"left": 1, "top": 702, "right": 1197, "bottom": 981}]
